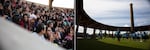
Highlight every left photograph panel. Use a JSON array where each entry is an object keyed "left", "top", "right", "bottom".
[{"left": 0, "top": 0, "right": 74, "bottom": 50}]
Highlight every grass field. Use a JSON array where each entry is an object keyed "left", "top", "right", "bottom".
[{"left": 77, "top": 38, "right": 150, "bottom": 50}]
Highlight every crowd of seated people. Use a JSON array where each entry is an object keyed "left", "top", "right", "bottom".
[{"left": 0, "top": 0, "right": 74, "bottom": 49}]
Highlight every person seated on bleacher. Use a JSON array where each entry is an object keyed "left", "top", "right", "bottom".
[
  {"left": 54, "top": 27, "right": 62, "bottom": 45},
  {"left": 19, "top": 14, "right": 29, "bottom": 30},
  {"left": 0, "top": 3, "right": 4, "bottom": 16},
  {"left": 33, "top": 23, "right": 46, "bottom": 40},
  {"left": 63, "top": 27, "right": 73, "bottom": 49},
  {"left": 45, "top": 25, "right": 55, "bottom": 42}
]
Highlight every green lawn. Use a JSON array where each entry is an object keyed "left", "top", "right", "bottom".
[{"left": 77, "top": 38, "right": 150, "bottom": 50}]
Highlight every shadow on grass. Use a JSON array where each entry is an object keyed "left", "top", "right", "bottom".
[{"left": 77, "top": 39, "right": 148, "bottom": 50}]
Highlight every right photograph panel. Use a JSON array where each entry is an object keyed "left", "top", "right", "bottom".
[{"left": 76, "top": 0, "right": 150, "bottom": 50}]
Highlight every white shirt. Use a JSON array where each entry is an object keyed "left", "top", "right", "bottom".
[{"left": 29, "top": 14, "right": 37, "bottom": 20}]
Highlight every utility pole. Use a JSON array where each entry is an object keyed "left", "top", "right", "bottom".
[
  {"left": 49, "top": 0, "right": 53, "bottom": 10},
  {"left": 130, "top": 0, "right": 135, "bottom": 33}
]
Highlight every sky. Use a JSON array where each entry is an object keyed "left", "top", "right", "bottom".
[
  {"left": 84, "top": 0, "right": 150, "bottom": 27},
  {"left": 26, "top": 0, "right": 74, "bottom": 8},
  {"left": 78, "top": 0, "right": 150, "bottom": 34}
]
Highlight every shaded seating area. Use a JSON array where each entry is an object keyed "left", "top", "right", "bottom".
[{"left": 76, "top": 0, "right": 150, "bottom": 39}]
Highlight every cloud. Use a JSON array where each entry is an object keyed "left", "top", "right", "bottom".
[
  {"left": 123, "top": 24, "right": 130, "bottom": 27},
  {"left": 26, "top": 0, "right": 49, "bottom": 5},
  {"left": 84, "top": 0, "right": 150, "bottom": 27},
  {"left": 26, "top": 0, "right": 74, "bottom": 8},
  {"left": 53, "top": 0, "right": 74, "bottom": 8}
]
